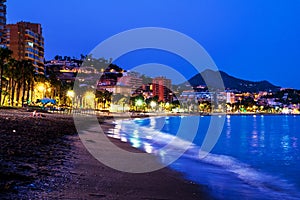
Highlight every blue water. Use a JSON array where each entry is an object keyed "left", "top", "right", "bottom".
[{"left": 108, "top": 115, "right": 300, "bottom": 200}]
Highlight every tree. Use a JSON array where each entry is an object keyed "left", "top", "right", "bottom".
[
  {"left": 112, "top": 93, "right": 125, "bottom": 104},
  {"left": 130, "top": 94, "right": 144, "bottom": 111},
  {"left": 20, "top": 60, "right": 35, "bottom": 107},
  {"left": 0, "top": 47, "right": 12, "bottom": 106},
  {"left": 145, "top": 96, "right": 158, "bottom": 109},
  {"left": 96, "top": 90, "right": 112, "bottom": 109},
  {"left": 5, "top": 58, "right": 19, "bottom": 106}
]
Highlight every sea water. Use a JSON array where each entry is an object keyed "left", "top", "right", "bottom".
[{"left": 108, "top": 115, "right": 300, "bottom": 200}]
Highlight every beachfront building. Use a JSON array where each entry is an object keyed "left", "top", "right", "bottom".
[
  {"left": 0, "top": 0, "right": 6, "bottom": 46},
  {"left": 226, "top": 92, "right": 236, "bottom": 104},
  {"left": 6, "top": 21, "right": 44, "bottom": 74},
  {"left": 179, "top": 90, "right": 212, "bottom": 102},
  {"left": 152, "top": 77, "right": 172, "bottom": 102},
  {"left": 117, "top": 71, "right": 143, "bottom": 93}
]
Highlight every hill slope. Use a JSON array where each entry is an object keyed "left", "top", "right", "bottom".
[{"left": 182, "top": 70, "right": 280, "bottom": 92}]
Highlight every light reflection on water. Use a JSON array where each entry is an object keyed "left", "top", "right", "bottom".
[
  {"left": 107, "top": 115, "right": 300, "bottom": 200},
  {"left": 108, "top": 118, "right": 163, "bottom": 156}
]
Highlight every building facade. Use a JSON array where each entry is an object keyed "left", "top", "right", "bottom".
[
  {"left": 6, "top": 22, "right": 45, "bottom": 74},
  {"left": 0, "top": 0, "right": 6, "bottom": 46},
  {"left": 45, "top": 57, "right": 82, "bottom": 84},
  {"left": 152, "top": 77, "right": 172, "bottom": 102},
  {"left": 117, "top": 71, "right": 143, "bottom": 92}
]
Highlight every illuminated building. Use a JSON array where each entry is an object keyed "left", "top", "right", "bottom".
[
  {"left": 117, "top": 71, "right": 143, "bottom": 92},
  {"left": 6, "top": 22, "right": 45, "bottom": 74},
  {"left": 226, "top": 92, "right": 236, "bottom": 104},
  {"left": 0, "top": 0, "right": 6, "bottom": 46},
  {"left": 45, "top": 57, "right": 82, "bottom": 83},
  {"left": 152, "top": 77, "right": 172, "bottom": 102}
]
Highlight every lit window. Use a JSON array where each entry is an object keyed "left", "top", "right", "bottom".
[{"left": 27, "top": 42, "right": 33, "bottom": 47}]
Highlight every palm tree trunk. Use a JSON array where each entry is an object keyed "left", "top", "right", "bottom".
[
  {"left": 21, "top": 79, "right": 26, "bottom": 107},
  {"left": 9, "top": 77, "right": 12, "bottom": 106},
  {"left": 0, "top": 67, "right": 3, "bottom": 106},
  {"left": 16, "top": 82, "right": 21, "bottom": 107},
  {"left": 28, "top": 81, "right": 33, "bottom": 104},
  {"left": 11, "top": 82, "right": 15, "bottom": 106},
  {"left": 26, "top": 79, "right": 30, "bottom": 103},
  {"left": 2, "top": 79, "right": 8, "bottom": 105}
]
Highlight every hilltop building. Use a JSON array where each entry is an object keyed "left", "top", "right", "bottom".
[
  {"left": 45, "top": 57, "right": 82, "bottom": 84},
  {"left": 6, "top": 21, "right": 44, "bottom": 74}
]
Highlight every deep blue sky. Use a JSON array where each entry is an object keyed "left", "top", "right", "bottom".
[{"left": 7, "top": 0, "right": 300, "bottom": 88}]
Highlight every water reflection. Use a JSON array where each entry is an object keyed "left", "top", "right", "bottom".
[
  {"left": 281, "top": 135, "right": 291, "bottom": 153},
  {"left": 150, "top": 117, "right": 156, "bottom": 128},
  {"left": 144, "top": 142, "right": 153, "bottom": 153},
  {"left": 251, "top": 131, "right": 258, "bottom": 147},
  {"left": 292, "top": 137, "right": 298, "bottom": 149},
  {"left": 108, "top": 120, "right": 157, "bottom": 156},
  {"left": 250, "top": 116, "right": 258, "bottom": 149},
  {"left": 130, "top": 137, "right": 141, "bottom": 148},
  {"left": 226, "top": 116, "right": 231, "bottom": 139},
  {"left": 259, "top": 116, "right": 265, "bottom": 148},
  {"left": 282, "top": 116, "right": 290, "bottom": 133}
]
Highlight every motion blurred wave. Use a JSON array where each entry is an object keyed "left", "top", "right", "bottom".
[{"left": 108, "top": 116, "right": 300, "bottom": 200}]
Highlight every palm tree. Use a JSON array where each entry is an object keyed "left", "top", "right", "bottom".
[
  {"left": 26, "top": 65, "right": 36, "bottom": 104},
  {"left": 1, "top": 58, "right": 13, "bottom": 105},
  {"left": 5, "top": 58, "right": 19, "bottom": 106},
  {"left": 0, "top": 47, "right": 13, "bottom": 106},
  {"left": 96, "top": 90, "right": 112, "bottom": 109},
  {"left": 20, "top": 60, "right": 35, "bottom": 107}
]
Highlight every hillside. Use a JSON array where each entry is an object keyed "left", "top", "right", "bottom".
[{"left": 180, "top": 70, "right": 280, "bottom": 92}]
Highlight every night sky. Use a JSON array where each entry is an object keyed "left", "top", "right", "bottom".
[{"left": 7, "top": 0, "right": 300, "bottom": 88}]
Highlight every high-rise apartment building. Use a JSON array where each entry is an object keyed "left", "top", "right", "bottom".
[
  {"left": 6, "top": 22, "right": 45, "bottom": 74},
  {"left": 118, "top": 71, "right": 143, "bottom": 91},
  {"left": 0, "top": 0, "right": 6, "bottom": 46},
  {"left": 152, "top": 77, "right": 172, "bottom": 102}
]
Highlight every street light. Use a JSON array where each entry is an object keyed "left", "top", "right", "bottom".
[
  {"left": 37, "top": 84, "right": 45, "bottom": 91},
  {"left": 85, "top": 92, "right": 95, "bottom": 100},
  {"left": 67, "top": 90, "right": 75, "bottom": 98},
  {"left": 165, "top": 102, "right": 170, "bottom": 111},
  {"left": 84, "top": 92, "right": 95, "bottom": 109},
  {"left": 136, "top": 99, "right": 143, "bottom": 106},
  {"left": 67, "top": 90, "right": 75, "bottom": 107},
  {"left": 150, "top": 101, "right": 157, "bottom": 111},
  {"left": 37, "top": 83, "right": 46, "bottom": 99},
  {"left": 135, "top": 99, "right": 143, "bottom": 111}
]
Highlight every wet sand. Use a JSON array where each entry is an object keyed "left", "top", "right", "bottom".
[{"left": 0, "top": 109, "right": 212, "bottom": 199}]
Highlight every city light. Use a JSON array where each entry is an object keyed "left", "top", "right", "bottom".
[
  {"left": 135, "top": 99, "right": 143, "bottom": 107},
  {"left": 67, "top": 90, "right": 75, "bottom": 98},
  {"left": 150, "top": 101, "right": 157, "bottom": 109},
  {"left": 37, "top": 84, "right": 45, "bottom": 91},
  {"left": 36, "top": 83, "right": 46, "bottom": 99},
  {"left": 84, "top": 92, "right": 95, "bottom": 100},
  {"left": 165, "top": 102, "right": 170, "bottom": 109}
]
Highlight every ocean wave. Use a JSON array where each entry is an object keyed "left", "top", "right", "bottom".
[{"left": 112, "top": 118, "right": 300, "bottom": 200}]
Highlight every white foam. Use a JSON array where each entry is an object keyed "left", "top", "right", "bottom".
[{"left": 113, "top": 118, "right": 300, "bottom": 199}]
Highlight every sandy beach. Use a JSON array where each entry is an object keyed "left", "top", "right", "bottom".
[{"left": 0, "top": 109, "right": 212, "bottom": 200}]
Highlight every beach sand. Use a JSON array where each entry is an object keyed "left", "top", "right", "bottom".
[{"left": 0, "top": 109, "right": 212, "bottom": 199}]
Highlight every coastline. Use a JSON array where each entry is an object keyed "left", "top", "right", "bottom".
[
  {"left": 0, "top": 109, "right": 212, "bottom": 199},
  {"left": 56, "top": 134, "right": 211, "bottom": 200}
]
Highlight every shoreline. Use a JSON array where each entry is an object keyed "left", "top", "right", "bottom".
[
  {"left": 56, "top": 134, "right": 212, "bottom": 200},
  {"left": 1, "top": 106, "right": 299, "bottom": 117},
  {"left": 60, "top": 115, "right": 212, "bottom": 199},
  {"left": 2, "top": 108, "right": 297, "bottom": 199},
  {"left": 0, "top": 109, "right": 213, "bottom": 199}
]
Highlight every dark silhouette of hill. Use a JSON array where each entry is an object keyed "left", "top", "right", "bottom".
[{"left": 181, "top": 69, "right": 280, "bottom": 92}]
